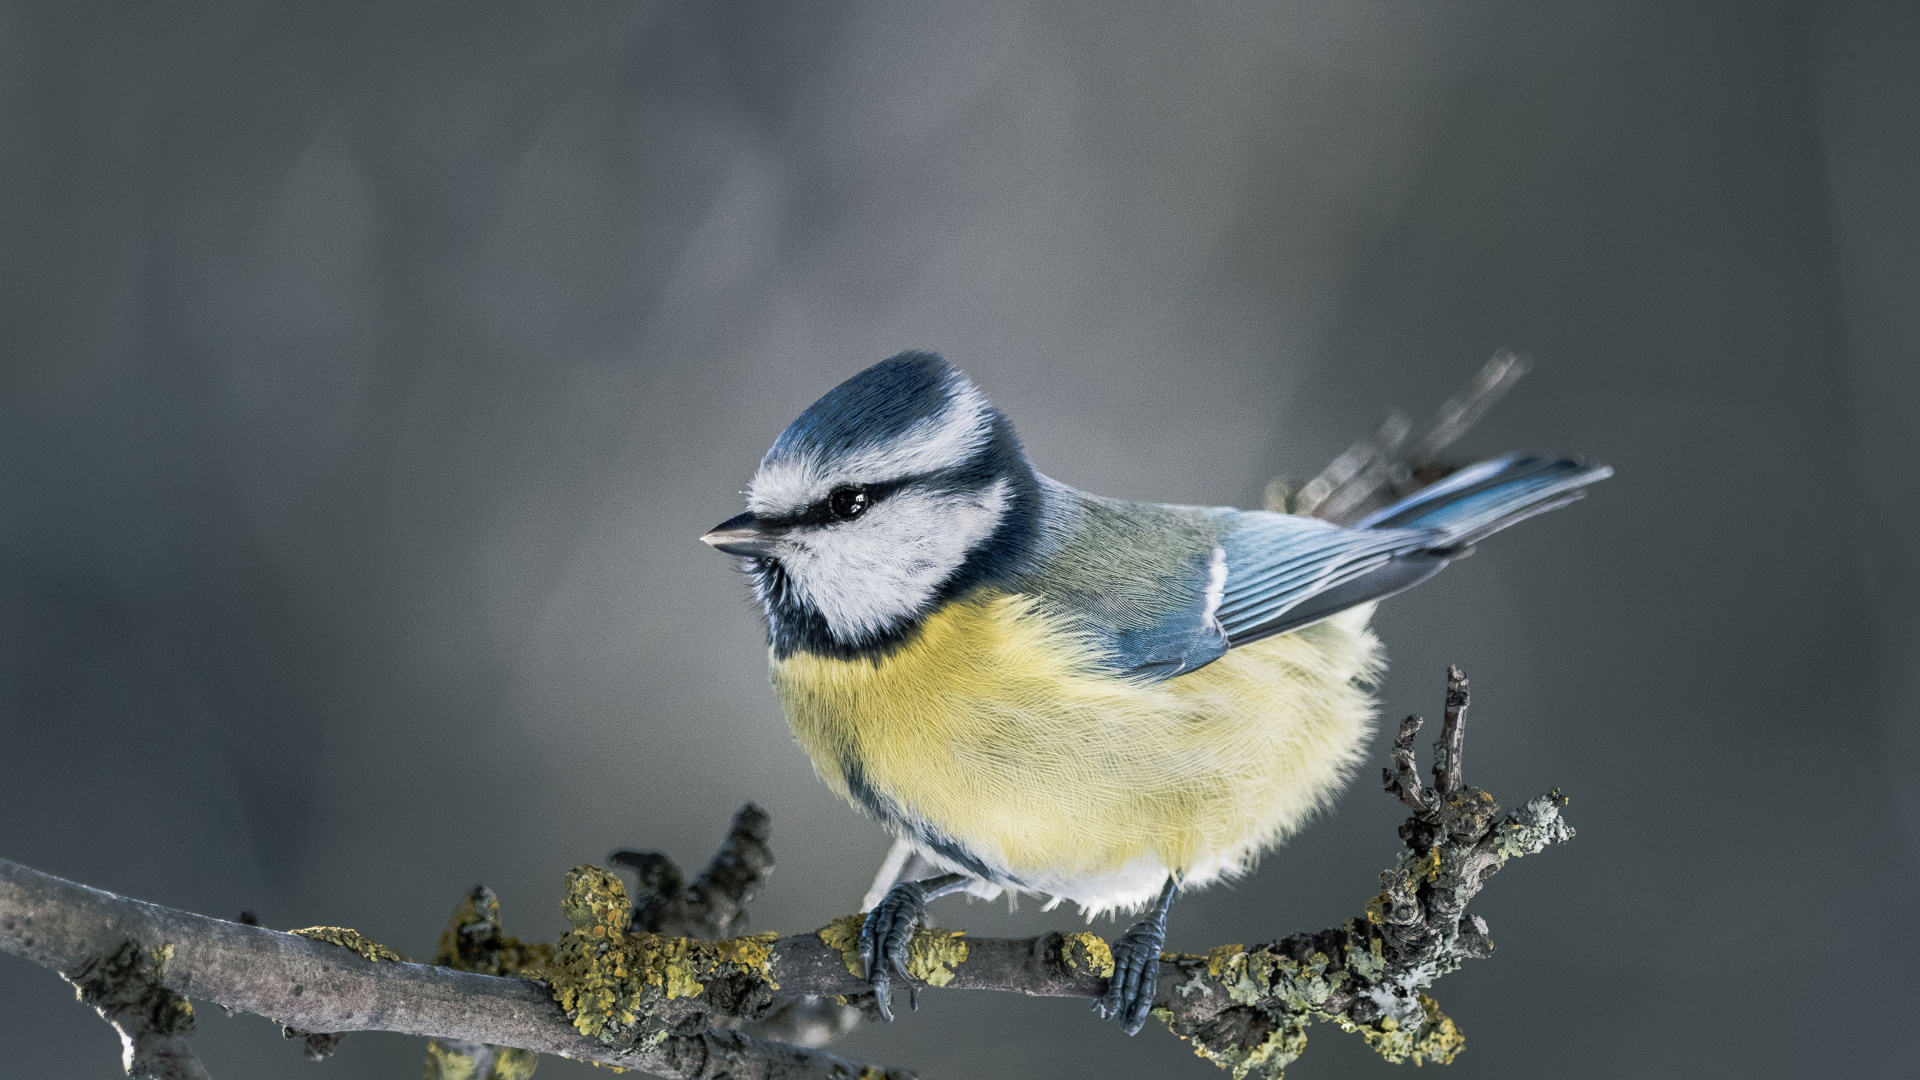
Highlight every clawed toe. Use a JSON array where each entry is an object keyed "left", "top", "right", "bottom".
[
  {"left": 1097, "top": 927, "right": 1163, "bottom": 1035},
  {"left": 1095, "top": 876, "right": 1179, "bottom": 1036},
  {"left": 860, "top": 873, "right": 966, "bottom": 1022},
  {"left": 859, "top": 890, "right": 921, "bottom": 1022}
]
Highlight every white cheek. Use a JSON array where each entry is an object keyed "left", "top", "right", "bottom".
[{"left": 780, "top": 480, "right": 1009, "bottom": 642}]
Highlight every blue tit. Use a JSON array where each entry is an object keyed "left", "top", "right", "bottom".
[{"left": 702, "top": 352, "right": 1609, "bottom": 1033}]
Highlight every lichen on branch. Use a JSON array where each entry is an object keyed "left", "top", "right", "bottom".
[
  {"left": 0, "top": 667, "right": 1569, "bottom": 1080},
  {"left": 1144, "top": 667, "right": 1575, "bottom": 1078},
  {"left": 530, "top": 865, "right": 785, "bottom": 1045},
  {"left": 424, "top": 886, "right": 554, "bottom": 1080},
  {"left": 288, "top": 925, "right": 407, "bottom": 963}
]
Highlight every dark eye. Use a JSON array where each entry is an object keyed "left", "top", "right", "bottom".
[{"left": 829, "top": 486, "right": 870, "bottom": 520}]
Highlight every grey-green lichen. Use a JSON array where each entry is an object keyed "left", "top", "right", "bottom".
[
  {"left": 290, "top": 925, "right": 408, "bottom": 963},
  {"left": 1207, "top": 942, "right": 1344, "bottom": 1012},
  {"left": 1491, "top": 790, "right": 1574, "bottom": 858},
  {"left": 1154, "top": 775, "right": 1574, "bottom": 1079},
  {"left": 527, "top": 865, "right": 782, "bottom": 1043},
  {"left": 1158, "top": 1001, "right": 1311, "bottom": 1080},
  {"left": 1155, "top": 931, "right": 1376, "bottom": 1079},
  {"left": 1335, "top": 993, "right": 1463, "bottom": 1066},
  {"left": 1158, "top": 924, "right": 1456, "bottom": 1080}
]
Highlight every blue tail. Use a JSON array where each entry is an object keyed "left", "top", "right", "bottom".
[
  {"left": 1211, "top": 452, "right": 1609, "bottom": 649},
  {"left": 1356, "top": 453, "right": 1613, "bottom": 547}
]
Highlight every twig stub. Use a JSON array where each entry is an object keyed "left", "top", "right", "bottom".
[
  {"left": 612, "top": 802, "right": 776, "bottom": 940},
  {"left": 1433, "top": 664, "right": 1469, "bottom": 796},
  {"left": 64, "top": 939, "right": 211, "bottom": 1080},
  {"left": 1384, "top": 714, "right": 1434, "bottom": 812}
]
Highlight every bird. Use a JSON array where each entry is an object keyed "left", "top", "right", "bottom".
[{"left": 701, "top": 351, "right": 1608, "bottom": 1034}]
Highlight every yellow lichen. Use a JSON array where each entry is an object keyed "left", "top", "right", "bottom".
[
  {"left": 423, "top": 1041, "right": 480, "bottom": 1080},
  {"left": 435, "top": 890, "right": 553, "bottom": 977},
  {"left": 291, "top": 926, "right": 407, "bottom": 963},
  {"left": 489, "top": 1047, "right": 541, "bottom": 1080},
  {"left": 562, "top": 866, "right": 634, "bottom": 935},
  {"left": 423, "top": 1040, "right": 542, "bottom": 1080},
  {"left": 813, "top": 913, "right": 965, "bottom": 986},
  {"left": 1341, "top": 994, "right": 1464, "bottom": 1066},
  {"left": 1062, "top": 931, "right": 1115, "bottom": 978},
  {"left": 533, "top": 866, "right": 782, "bottom": 1042},
  {"left": 1413, "top": 845, "right": 1443, "bottom": 883},
  {"left": 714, "top": 933, "right": 781, "bottom": 991},
  {"left": 905, "top": 928, "right": 968, "bottom": 986},
  {"left": 819, "top": 914, "right": 866, "bottom": 977},
  {"left": 1364, "top": 892, "right": 1390, "bottom": 924},
  {"left": 423, "top": 888, "right": 553, "bottom": 1079},
  {"left": 145, "top": 943, "right": 195, "bottom": 1030},
  {"left": 1180, "top": 1012, "right": 1310, "bottom": 1080},
  {"left": 1206, "top": 943, "right": 1247, "bottom": 979}
]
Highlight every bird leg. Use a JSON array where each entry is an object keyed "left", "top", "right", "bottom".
[
  {"left": 859, "top": 872, "right": 969, "bottom": 1022},
  {"left": 1095, "top": 874, "right": 1180, "bottom": 1035}
]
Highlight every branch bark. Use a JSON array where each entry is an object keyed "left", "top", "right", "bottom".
[
  {"left": 0, "top": 667, "right": 1572, "bottom": 1080},
  {"left": 0, "top": 858, "right": 905, "bottom": 1079},
  {"left": 64, "top": 939, "right": 211, "bottom": 1080}
]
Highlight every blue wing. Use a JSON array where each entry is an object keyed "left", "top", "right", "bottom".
[
  {"left": 1211, "top": 513, "right": 1446, "bottom": 647},
  {"left": 1024, "top": 455, "right": 1609, "bottom": 681}
]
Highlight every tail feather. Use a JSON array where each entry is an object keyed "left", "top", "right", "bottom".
[{"left": 1357, "top": 454, "right": 1613, "bottom": 547}]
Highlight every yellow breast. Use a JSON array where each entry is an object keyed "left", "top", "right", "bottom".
[{"left": 770, "top": 591, "right": 1382, "bottom": 898}]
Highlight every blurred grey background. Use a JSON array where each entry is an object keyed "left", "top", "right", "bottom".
[{"left": 3, "top": 1, "right": 1916, "bottom": 1077}]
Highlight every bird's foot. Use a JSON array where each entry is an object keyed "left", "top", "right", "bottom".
[
  {"left": 859, "top": 873, "right": 965, "bottom": 1021},
  {"left": 1094, "top": 916, "right": 1166, "bottom": 1035},
  {"left": 1094, "top": 875, "right": 1178, "bottom": 1035}
]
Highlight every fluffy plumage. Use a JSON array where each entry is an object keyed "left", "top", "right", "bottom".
[
  {"left": 710, "top": 351, "right": 1608, "bottom": 915},
  {"left": 772, "top": 594, "right": 1382, "bottom": 915}
]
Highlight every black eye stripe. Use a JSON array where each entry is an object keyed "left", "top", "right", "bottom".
[{"left": 761, "top": 475, "right": 925, "bottom": 528}]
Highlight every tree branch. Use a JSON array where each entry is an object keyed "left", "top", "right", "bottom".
[
  {"left": 0, "top": 667, "right": 1572, "bottom": 1080},
  {"left": 0, "top": 858, "right": 906, "bottom": 1079}
]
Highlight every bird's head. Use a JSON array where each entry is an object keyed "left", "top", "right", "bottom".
[{"left": 705, "top": 352, "right": 1039, "bottom": 656}]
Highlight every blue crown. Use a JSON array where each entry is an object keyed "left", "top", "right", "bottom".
[{"left": 764, "top": 351, "right": 964, "bottom": 468}]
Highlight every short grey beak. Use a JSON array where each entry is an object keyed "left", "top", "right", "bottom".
[{"left": 702, "top": 510, "right": 780, "bottom": 558}]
